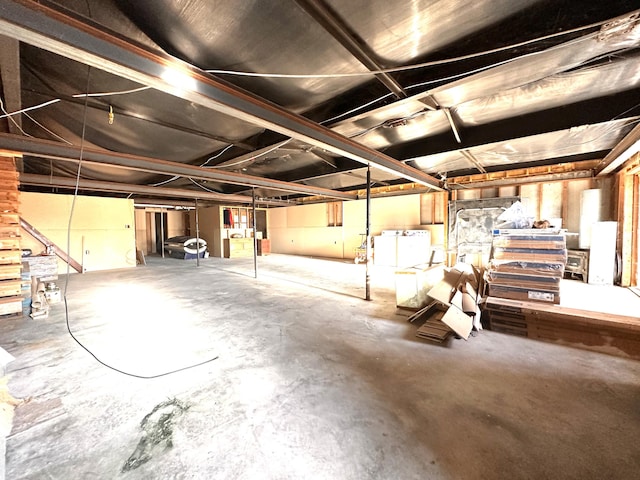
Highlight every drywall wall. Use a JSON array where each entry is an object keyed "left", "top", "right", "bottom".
[
  {"left": 167, "top": 211, "right": 188, "bottom": 239},
  {"left": 188, "top": 207, "right": 222, "bottom": 257},
  {"left": 268, "top": 176, "right": 618, "bottom": 261},
  {"left": 268, "top": 194, "right": 438, "bottom": 259},
  {"left": 20, "top": 192, "right": 136, "bottom": 273}
]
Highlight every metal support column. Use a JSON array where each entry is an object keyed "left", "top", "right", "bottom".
[
  {"left": 252, "top": 188, "right": 258, "bottom": 279},
  {"left": 365, "top": 165, "right": 371, "bottom": 301},
  {"left": 195, "top": 198, "right": 200, "bottom": 267},
  {"left": 160, "top": 209, "right": 165, "bottom": 258}
]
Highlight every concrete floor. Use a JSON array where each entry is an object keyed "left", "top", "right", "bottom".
[{"left": 2, "top": 254, "right": 640, "bottom": 479}]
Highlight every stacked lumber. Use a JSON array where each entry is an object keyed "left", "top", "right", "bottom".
[
  {"left": 487, "top": 230, "right": 567, "bottom": 304},
  {"left": 416, "top": 311, "right": 453, "bottom": 343},
  {"left": 483, "top": 296, "right": 640, "bottom": 360},
  {"left": 0, "top": 157, "right": 22, "bottom": 319}
]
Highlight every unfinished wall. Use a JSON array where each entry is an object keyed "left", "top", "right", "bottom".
[
  {"left": 134, "top": 209, "right": 188, "bottom": 256},
  {"left": 20, "top": 192, "right": 136, "bottom": 273},
  {"left": 187, "top": 207, "right": 221, "bottom": 257},
  {"left": 134, "top": 209, "right": 146, "bottom": 254},
  {"left": 268, "top": 193, "right": 441, "bottom": 259},
  {"left": 268, "top": 175, "right": 619, "bottom": 261},
  {"left": 167, "top": 211, "right": 188, "bottom": 239}
]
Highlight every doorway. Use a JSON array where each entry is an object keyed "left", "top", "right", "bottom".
[
  {"left": 256, "top": 210, "right": 267, "bottom": 239},
  {"left": 155, "top": 212, "right": 168, "bottom": 254}
]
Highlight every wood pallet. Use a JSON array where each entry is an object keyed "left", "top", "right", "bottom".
[
  {"left": 416, "top": 316, "right": 453, "bottom": 343},
  {"left": 483, "top": 296, "right": 640, "bottom": 359}
]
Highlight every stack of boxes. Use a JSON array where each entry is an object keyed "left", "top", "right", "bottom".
[{"left": 487, "top": 230, "right": 567, "bottom": 304}]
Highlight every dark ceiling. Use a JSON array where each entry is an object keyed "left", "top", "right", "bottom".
[{"left": 0, "top": 0, "right": 639, "bottom": 205}]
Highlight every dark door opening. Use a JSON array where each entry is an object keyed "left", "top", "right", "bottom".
[
  {"left": 155, "top": 212, "right": 168, "bottom": 254},
  {"left": 256, "top": 210, "right": 267, "bottom": 239}
]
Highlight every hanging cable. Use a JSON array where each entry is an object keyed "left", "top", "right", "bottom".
[
  {"left": 23, "top": 111, "right": 74, "bottom": 145},
  {"left": 63, "top": 68, "right": 218, "bottom": 378},
  {"left": 0, "top": 97, "right": 32, "bottom": 137},
  {"left": 148, "top": 143, "right": 238, "bottom": 187}
]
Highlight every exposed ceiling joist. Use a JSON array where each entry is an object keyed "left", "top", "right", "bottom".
[
  {"left": 596, "top": 123, "right": 640, "bottom": 176},
  {"left": 0, "top": 0, "right": 442, "bottom": 190},
  {"left": 0, "top": 133, "right": 357, "bottom": 200},
  {"left": 293, "top": 0, "right": 406, "bottom": 98},
  {"left": 19, "top": 173, "right": 292, "bottom": 206},
  {"left": 447, "top": 160, "right": 598, "bottom": 188}
]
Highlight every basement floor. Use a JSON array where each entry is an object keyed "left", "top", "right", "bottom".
[{"left": 2, "top": 254, "right": 640, "bottom": 479}]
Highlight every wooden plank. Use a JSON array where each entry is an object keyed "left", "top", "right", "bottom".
[
  {"left": 0, "top": 158, "right": 16, "bottom": 170},
  {"left": 0, "top": 199, "right": 19, "bottom": 209},
  {"left": 0, "top": 177, "right": 20, "bottom": 188},
  {"left": 632, "top": 174, "right": 638, "bottom": 287},
  {"left": 0, "top": 250, "right": 21, "bottom": 265},
  {"left": 0, "top": 279, "right": 22, "bottom": 297},
  {"left": 561, "top": 181, "right": 568, "bottom": 225},
  {"left": 620, "top": 173, "right": 634, "bottom": 286},
  {"left": 0, "top": 214, "right": 19, "bottom": 225},
  {"left": 0, "top": 264, "right": 21, "bottom": 280},
  {"left": 0, "top": 238, "right": 20, "bottom": 250},
  {"left": 0, "top": 295, "right": 22, "bottom": 315},
  {"left": 484, "top": 296, "right": 640, "bottom": 330}
]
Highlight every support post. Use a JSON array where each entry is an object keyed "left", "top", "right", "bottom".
[
  {"left": 195, "top": 198, "right": 200, "bottom": 267},
  {"left": 365, "top": 165, "right": 371, "bottom": 301},
  {"left": 160, "top": 209, "right": 165, "bottom": 258},
  {"left": 252, "top": 188, "right": 258, "bottom": 279}
]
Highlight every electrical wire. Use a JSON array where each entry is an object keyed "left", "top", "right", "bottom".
[
  {"left": 0, "top": 98, "right": 61, "bottom": 120},
  {"left": 0, "top": 86, "right": 150, "bottom": 121},
  {"left": 0, "top": 97, "right": 32, "bottom": 137},
  {"left": 62, "top": 69, "right": 218, "bottom": 378},
  {"left": 204, "top": 18, "right": 609, "bottom": 79},
  {"left": 208, "top": 139, "right": 293, "bottom": 169},
  {"left": 23, "top": 111, "right": 74, "bottom": 145},
  {"left": 188, "top": 177, "right": 220, "bottom": 193},
  {"left": 149, "top": 143, "right": 238, "bottom": 187},
  {"left": 72, "top": 86, "right": 151, "bottom": 98}
]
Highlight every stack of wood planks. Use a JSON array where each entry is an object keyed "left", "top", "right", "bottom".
[
  {"left": 483, "top": 296, "right": 640, "bottom": 360},
  {"left": 487, "top": 230, "right": 567, "bottom": 304},
  {"left": 0, "top": 157, "right": 22, "bottom": 319}
]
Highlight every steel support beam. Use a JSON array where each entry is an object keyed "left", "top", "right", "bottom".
[
  {"left": 1, "top": 133, "right": 356, "bottom": 199},
  {"left": 0, "top": 0, "right": 441, "bottom": 189},
  {"left": 19, "top": 173, "right": 292, "bottom": 206},
  {"left": 293, "top": 0, "right": 406, "bottom": 99}
]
